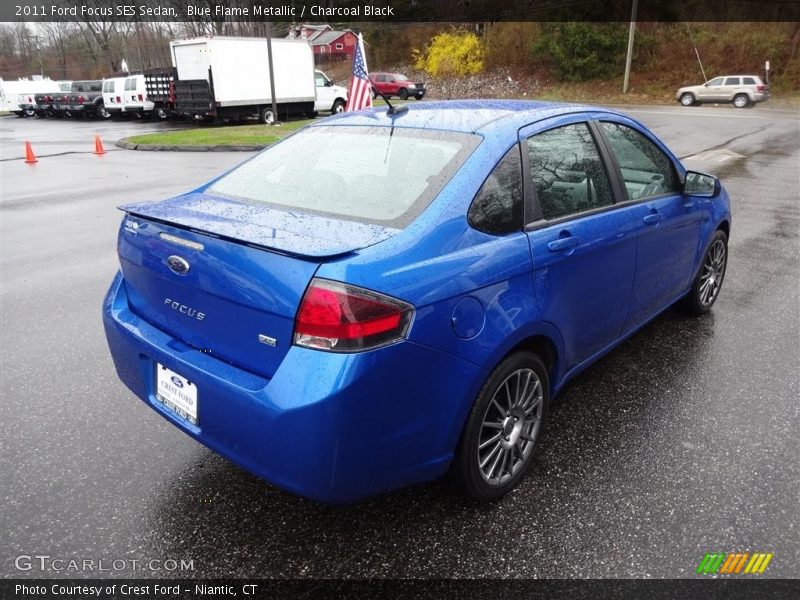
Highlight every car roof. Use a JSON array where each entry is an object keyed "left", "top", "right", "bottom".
[{"left": 315, "top": 99, "right": 625, "bottom": 135}]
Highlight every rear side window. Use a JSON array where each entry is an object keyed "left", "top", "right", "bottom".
[
  {"left": 743, "top": 77, "right": 756, "bottom": 85},
  {"left": 210, "top": 126, "right": 480, "bottom": 228},
  {"left": 526, "top": 123, "right": 613, "bottom": 221},
  {"left": 724, "top": 77, "right": 740, "bottom": 86},
  {"left": 600, "top": 122, "right": 679, "bottom": 200},
  {"left": 468, "top": 147, "right": 523, "bottom": 235},
  {"left": 90, "top": 83, "right": 101, "bottom": 92}
]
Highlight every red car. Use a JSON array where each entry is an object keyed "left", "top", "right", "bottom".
[{"left": 369, "top": 72, "right": 426, "bottom": 100}]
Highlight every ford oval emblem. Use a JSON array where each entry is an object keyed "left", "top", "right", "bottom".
[
  {"left": 167, "top": 255, "right": 190, "bottom": 275},
  {"left": 170, "top": 376, "right": 184, "bottom": 388}
]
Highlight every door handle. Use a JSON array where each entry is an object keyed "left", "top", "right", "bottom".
[
  {"left": 643, "top": 212, "right": 663, "bottom": 225},
  {"left": 548, "top": 236, "right": 580, "bottom": 252}
]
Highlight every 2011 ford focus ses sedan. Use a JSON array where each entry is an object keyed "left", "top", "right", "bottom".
[{"left": 103, "top": 100, "right": 731, "bottom": 503}]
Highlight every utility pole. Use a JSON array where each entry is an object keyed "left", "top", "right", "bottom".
[
  {"left": 622, "top": 0, "right": 638, "bottom": 94},
  {"left": 28, "top": 34, "right": 44, "bottom": 77},
  {"left": 265, "top": 21, "right": 278, "bottom": 124}
]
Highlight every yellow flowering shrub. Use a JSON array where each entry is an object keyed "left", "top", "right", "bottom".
[{"left": 413, "top": 31, "right": 485, "bottom": 77}]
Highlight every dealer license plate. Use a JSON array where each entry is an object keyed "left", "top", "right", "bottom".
[{"left": 155, "top": 363, "right": 198, "bottom": 425}]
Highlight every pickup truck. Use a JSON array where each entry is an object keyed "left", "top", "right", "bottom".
[
  {"left": 63, "top": 80, "right": 109, "bottom": 119},
  {"left": 34, "top": 81, "right": 73, "bottom": 117}
]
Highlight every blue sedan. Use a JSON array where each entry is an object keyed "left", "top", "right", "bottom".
[{"left": 103, "top": 100, "right": 731, "bottom": 503}]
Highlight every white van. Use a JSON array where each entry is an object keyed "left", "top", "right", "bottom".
[
  {"left": 122, "top": 74, "right": 154, "bottom": 118},
  {"left": 313, "top": 70, "right": 348, "bottom": 116},
  {"left": 102, "top": 77, "right": 128, "bottom": 117}
]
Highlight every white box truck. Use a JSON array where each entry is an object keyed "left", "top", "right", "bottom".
[
  {"left": 1, "top": 77, "right": 63, "bottom": 117},
  {"left": 170, "top": 37, "right": 316, "bottom": 123}
]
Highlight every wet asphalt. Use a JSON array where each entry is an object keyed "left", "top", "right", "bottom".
[{"left": 1, "top": 105, "right": 798, "bottom": 579}]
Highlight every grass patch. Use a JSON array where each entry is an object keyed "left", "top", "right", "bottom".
[{"left": 126, "top": 119, "right": 313, "bottom": 147}]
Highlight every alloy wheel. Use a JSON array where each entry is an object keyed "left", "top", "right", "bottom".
[
  {"left": 477, "top": 368, "right": 543, "bottom": 485},
  {"left": 699, "top": 239, "right": 727, "bottom": 306}
]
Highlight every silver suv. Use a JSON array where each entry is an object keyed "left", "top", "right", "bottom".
[{"left": 676, "top": 75, "right": 770, "bottom": 108}]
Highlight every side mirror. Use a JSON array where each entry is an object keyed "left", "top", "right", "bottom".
[
  {"left": 324, "top": 80, "right": 333, "bottom": 87},
  {"left": 683, "top": 171, "right": 721, "bottom": 198}
]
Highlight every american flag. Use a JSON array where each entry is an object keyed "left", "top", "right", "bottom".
[{"left": 345, "top": 34, "right": 372, "bottom": 112}]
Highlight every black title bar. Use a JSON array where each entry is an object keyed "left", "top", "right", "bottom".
[
  {"left": 4, "top": 0, "right": 800, "bottom": 22},
  {"left": 4, "top": 579, "right": 800, "bottom": 600}
]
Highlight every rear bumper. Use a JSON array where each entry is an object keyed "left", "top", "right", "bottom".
[
  {"left": 102, "top": 272, "right": 485, "bottom": 503},
  {"left": 107, "top": 106, "right": 123, "bottom": 115}
]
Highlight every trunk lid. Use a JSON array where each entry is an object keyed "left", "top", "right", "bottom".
[{"left": 118, "top": 193, "right": 398, "bottom": 379}]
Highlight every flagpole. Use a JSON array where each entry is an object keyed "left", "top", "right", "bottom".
[{"left": 265, "top": 21, "right": 278, "bottom": 124}]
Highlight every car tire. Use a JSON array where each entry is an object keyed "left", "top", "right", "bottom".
[
  {"left": 681, "top": 230, "right": 728, "bottom": 315},
  {"left": 97, "top": 104, "right": 111, "bottom": 120},
  {"left": 23, "top": 109, "right": 36, "bottom": 117},
  {"left": 331, "top": 99, "right": 346, "bottom": 114},
  {"left": 398, "top": 88, "right": 409, "bottom": 100},
  {"left": 453, "top": 351, "right": 550, "bottom": 502},
  {"left": 260, "top": 107, "right": 275, "bottom": 124},
  {"left": 680, "top": 93, "right": 696, "bottom": 107},
  {"left": 733, "top": 94, "right": 750, "bottom": 109},
  {"left": 155, "top": 108, "right": 169, "bottom": 120}
]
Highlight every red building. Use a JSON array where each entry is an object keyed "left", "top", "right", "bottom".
[{"left": 287, "top": 24, "right": 359, "bottom": 62}]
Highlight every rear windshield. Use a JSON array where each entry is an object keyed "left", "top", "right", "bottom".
[{"left": 209, "top": 125, "right": 480, "bottom": 228}]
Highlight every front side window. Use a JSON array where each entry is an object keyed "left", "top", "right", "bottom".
[
  {"left": 600, "top": 122, "right": 679, "bottom": 200},
  {"left": 468, "top": 147, "right": 523, "bottom": 235},
  {"left": 724, "top": 77, "right": 740, "bottom": 86},
  {"left": 706, "top": 78, "right": 723, "bottom": 86},
  {"left": 210, "top": 126, "right": 480, "bottom": 228},
  {"left": 527, "top": 123, "right": 613, "bottom": 221},
  {"left": 314, "top": 73, "right": 325, "bottom": 87}
]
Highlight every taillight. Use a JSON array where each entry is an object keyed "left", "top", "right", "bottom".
[
  {"left": 77, "top": 95, "right": 84, "bottom": 103},
  {"left": 138, "top": 93, "right": 144, "bottom": 101},
  {"left": 756, "top": 85, "right": 765, "bottom": 92},
  {"left": 116, "top": 96, "right": 121, "bottom": 103},
  {"left": 45, "top": 95, "right": 52, "bottom": 102},
  {"left": 294, "top": 278, "right": 413, "bottom": 352}
]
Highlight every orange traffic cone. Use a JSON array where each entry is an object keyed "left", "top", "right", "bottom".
[
  {"left": 24, "top": 141, "right": 38, "bottom": 164},
  {"left": 93, "top": 134, "right": 106, "bottom": 155}
]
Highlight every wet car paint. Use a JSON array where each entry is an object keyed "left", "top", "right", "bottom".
[{"left": 1, "top": 107, "right": 797, "bottom": 576}]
